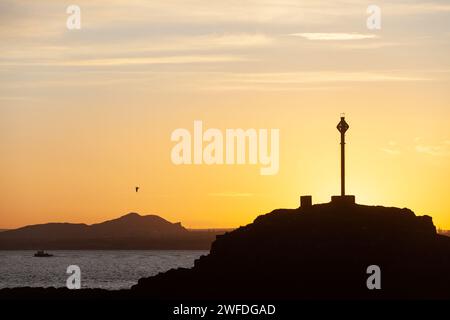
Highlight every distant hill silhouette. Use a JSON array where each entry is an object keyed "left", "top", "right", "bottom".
[
  {"left": 0, "top": 213, "right": 221, "bottom": 250},
  {"left": 1, "top": 202, "right": 450, "bottom": 300}
]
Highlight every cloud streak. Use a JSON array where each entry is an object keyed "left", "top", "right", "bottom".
[
  {"left": 289, "top": 33, "right": 378, "bottom": 41},
  {"left": 208, "top": 193, "right": 254, "bottom": 197},
  {"left": 381, "top": 141, "right": 401, "bottom": 155},
  {"left": 415, "top": 142, "right": 450, "bottom": 156},
  {"left": 0, "top": 55, "right": 247, "bottom": 67}
]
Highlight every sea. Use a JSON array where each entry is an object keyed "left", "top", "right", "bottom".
[{"left": 0, "top": 250, "right": 207, "bottom": 290}]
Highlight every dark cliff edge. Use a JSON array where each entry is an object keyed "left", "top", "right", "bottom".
[{"left": 1, "top": 202, "right": 450, "bottom": 300}]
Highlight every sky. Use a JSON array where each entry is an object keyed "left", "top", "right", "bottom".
[{"left": 1, "top": 0, "right": 450, "bottom": 229}]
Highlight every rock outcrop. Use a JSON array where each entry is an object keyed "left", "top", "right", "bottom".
[{"left": 132, "top": 202, "right": 450, "bottom": 299}]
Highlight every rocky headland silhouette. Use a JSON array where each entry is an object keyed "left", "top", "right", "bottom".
[{"left": 1, "top": 200, "right": 450, "bottom": 300}]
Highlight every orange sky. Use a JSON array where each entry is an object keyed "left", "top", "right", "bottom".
[{"left": 1, "top": 0, "right": 450, "bottom": 229}]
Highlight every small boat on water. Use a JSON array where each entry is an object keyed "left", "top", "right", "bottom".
[{"left": 34, "top": 250, "right": 53, "bottom": 257}]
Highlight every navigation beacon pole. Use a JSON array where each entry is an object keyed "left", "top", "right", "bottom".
[
  {"left": 299, "top": 114, "right": 355, "bottom": 208},
  {"left": 337, "top": 114, "right": 349, "bottom": 196}
]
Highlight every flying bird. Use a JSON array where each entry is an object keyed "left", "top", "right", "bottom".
[{"left": 135, "top": 186, "right": 140, "bottom": 193}]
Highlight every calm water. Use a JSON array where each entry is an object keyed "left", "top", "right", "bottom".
[{"left": 0, "top": 250, "right": 207, "bottom": 290}]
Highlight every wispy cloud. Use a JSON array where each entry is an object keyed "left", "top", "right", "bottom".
[
  {"left": 386, "top": 2, "right": 450, "bottom": 15},
  {"left": 0, "top": 34, "right": 272, "bottom": 60},
  {"left": 208, "top": 192, "right": 253, "bottom": 197},
  {"left": 0, "top": 96, "right": 36, "bottom": 101},
  {"left": 2, "top": 70, "right": 428, "bottom": 91},
  {"left": 289, "top": 33, "right": 377, "bottom": 41},
  {"left": 414, "top": 137, "right": 450, "bottom": 156},
  {"left": 0, "top": 55, "right": 247, "bottom": 67},
  {"left": 381, "top": 141, "right": 401, "bottom": 155},
  {"left": 219, "top": 72, "right": 430, "bottom": 84},
  {"left": 333, "top": 42, "right": 406, "bottom": 50},
  {"left": 380, "top": 139, "right": 450, "bottom": 157},
  {"left": 415, "top": 142, "right": 450, "bottom": 156}
]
